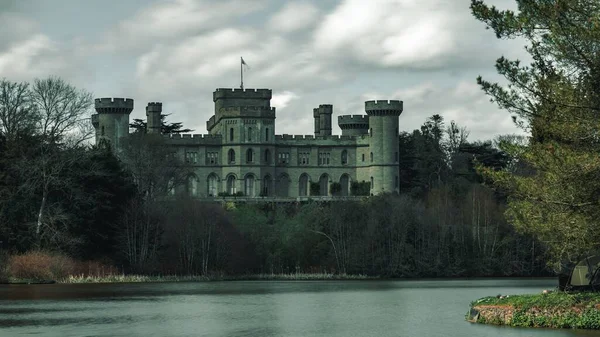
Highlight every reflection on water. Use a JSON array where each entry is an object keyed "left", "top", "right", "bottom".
[{"left": 1, "top": 279, "right": 599, "bottom": 337}]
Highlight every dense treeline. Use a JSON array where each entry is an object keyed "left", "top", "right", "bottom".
[{"left": 0, "top": 76, "right": 548, "bottom": 277}]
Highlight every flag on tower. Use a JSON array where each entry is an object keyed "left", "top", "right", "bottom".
[{"left": 241, "top": 57, "right": 249, "bottom": 68}]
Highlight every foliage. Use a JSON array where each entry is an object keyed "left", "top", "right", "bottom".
[
  {"left": 350, "top": 181, "right": 370, "bottom": 196},
  {"left": 471, "top": 0, "right": 600, "bottom": 271},
  {"left": 330, "top": 182, "right": 342, "bottom": 196},
  {"left": 310, "top": 182, "right": 320, "bottom": 196},
  {"left": 130, "top": 114, "right": 193, "bottom": 134}
]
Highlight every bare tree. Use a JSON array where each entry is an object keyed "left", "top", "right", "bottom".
[
  {"left": 0, "top": 79, "right": 38, "bottom": 141},
  {"left": 23, "top": 77, "right": 94, "bottom": 240}
]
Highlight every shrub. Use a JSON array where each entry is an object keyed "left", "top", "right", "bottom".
[
  {"left": 0, "top": 250, "right": 9, "bottom": 283},
  {"left": 8, "top": 251, "right": 76, "bottom": 280}
]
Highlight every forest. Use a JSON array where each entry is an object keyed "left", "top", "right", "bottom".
[{"left": 0, "top": 77, "right": 548, "bottom": 279}]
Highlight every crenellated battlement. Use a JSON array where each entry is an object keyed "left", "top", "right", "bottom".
[
  {"left": 364, "top": 100, "right": 403, "bottom": 116},
  {"left": 146, "top": 102, "right": 162, "bottom": 113},
  {"left": 338, "top": 114, "right": 369, "bottom": 125},
  {"left": 274, "top": 134, "right": 357, "bottom": 143},
  {"left": 95, "top": 97, "right": 134, "bottom": 114},
  {"left": 213, "top": 88, "right": 272, "bottom": 101},
  {"left": 162, "top": 133, "right": 223, "bottom": 145},
  {"left": 206, "top": 106, "right": 276, "bottom": 131}
]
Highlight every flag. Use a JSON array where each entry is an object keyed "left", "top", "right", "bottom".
[{"left": 241, "top": 57, "right": 249, "bottom": 69}]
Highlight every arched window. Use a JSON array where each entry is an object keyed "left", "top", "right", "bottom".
[
  {"left": 227, "top": 175, "right": 236, "bottom": 195},
  {"left": 265, "top": 149, "right": 271, "bottom": 163},
  {"left": 246, "top": 148, "right": 253, "bottom": 163},
  {"left": 265, "top": 128, "right": 269, "bottom": 141},
  {"left": 228, "top": 149, "right": 235, "bottom": 164},
  {"left": 229, "top": 128, "right": 234, "bottom": 141},
  {"left": 319, "top": 174, "right": 329, "bottom": 196},
  {"left": 299, "top": 174, "right": 309, "bottom": 196},
  {"left": 370, "top": 176, "right": 374, "bottom": 190},
  {"left": 341, "top": 150, "right": 348, "bottom": 165},
  {"left": 207, "top": 174, "right": 218, "bottom": 197},
  {"left": 248, "top": 127, "right": 252, "bottom": 141},
  {"left": 263, "top": 175, "right": 272, "bottom": 196},
  {"left": 370, "top": 152, "right": 373, "bottom": 162},
  {"left": 188, "top": 176, "right": 198, "bottom": 196},
  {"left": 245, "top": 175, "right": 255, "bottom": 197}
]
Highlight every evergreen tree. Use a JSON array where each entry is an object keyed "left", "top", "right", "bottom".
[
  {"left": 471, "top": 0, "right": 600, "bottom": 270},
  {"left": 129, "top": 114, "right": 193, "bottom": 134}
]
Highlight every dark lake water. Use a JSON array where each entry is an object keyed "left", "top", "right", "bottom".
[{"left": 1, "top": 279, "right": 600, "bottom": 337}]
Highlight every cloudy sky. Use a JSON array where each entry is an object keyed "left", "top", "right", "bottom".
[{"left": 0, "top": 0, "right": 530, "bottom": 140}]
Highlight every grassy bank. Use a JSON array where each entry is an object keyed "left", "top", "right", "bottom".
[{"left": 467, "top": 292, "right": 600, "bottom": 329}]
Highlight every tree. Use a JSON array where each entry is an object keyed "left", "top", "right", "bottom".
[
  {"left": 471, "top": 0, "right": 600, "bottom": 271},
  {"left": 0, "top": 79, "right": 37, "bottom": 141},
  {"left": 129, "top": 114, "right": 193, "bottom": 134}
]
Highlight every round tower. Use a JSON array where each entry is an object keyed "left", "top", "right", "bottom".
[
  {"left": 146, "top": 102, "right": 162, "bottom": 134},
  {"left": 338, "top": 115, "right": 369, "bottom": 136},
  {"left": 365, "top": 100, "right": 402, "bottom": 194},
  {"left": 93, "top": 97, "right": 134, "bottom": 151}
]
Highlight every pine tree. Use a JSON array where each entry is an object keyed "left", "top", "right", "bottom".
[{"left": 471, "top": 0, "right": 600, "bottom": 271}]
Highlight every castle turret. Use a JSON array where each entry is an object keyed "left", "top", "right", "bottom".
[
  {"left": 313, "top": 104, "right": 332, "bottom": 137},
  {"left": 146, "top": 102, "right": 162, "bottom": 134},
  {"left": 365, "top": 100, "right": 402, "bottom": 194},
  {"left": 92, "top": 98, "right": 134, "bottom": 151},
  {"left": 338, "top": 115, "right": 369, "bottom": 136}
]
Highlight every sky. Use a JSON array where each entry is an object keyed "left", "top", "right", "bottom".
[{"left": 0, "top": 0, "right": 530, "bottom": 141}]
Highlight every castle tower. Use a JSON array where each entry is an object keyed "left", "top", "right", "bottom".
[
  {"left": 146, "top": 102, "right": 162, "bottom": 134},
  {"left": 338, "top": 115, "right": 369, "bottom": 136},
  {"left": 92, "top": 98, "right": 134, "bottom": 151},
  {"left": 313, "top": 104, "right": 332, "bottom": 137},
  {"left": 365, "top": 100, "right": 402, "bottom": 194}
]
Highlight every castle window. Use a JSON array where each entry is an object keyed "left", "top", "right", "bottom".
[
  {"left": 228, "top": 149, "right": 235, "bottom": 164},
  {"left": 245, "top": 175, "right": 255, "bottom": 197},
  {"left": 188, "top": 176, "right": 198, "bottom": 196},
  {"left": 362, "top": 153, "right": 365, "bottom": 162},
  {"left": 246, "top": 148, "right": 254, "bottom": 163},
  {"left": 265, "top": 149, "right": 271, "bottom": 163},
  {"left": 299, "top": 152, "right": 310, "bottom": 165},
  {"left": 371, "top": 176, "right": 374, "bottom": 189},
  {"left": 207, "top": 152, "right": 218, "bottom": 165},
  {"left": 248, "top": 127, "right": 252, "bottom": 141},
  {"left": 266, "top": 128, "right": 269, "bottom": 141},
  {"left": 185, "top": 151, "right": 197, "bottom": 164},
  {"left": 395, "top": 151, "right": 398, "bottom": 163},
  {"left": 318, "top": 152, "right": 331, "bottom": 166},
  {"left": 369, "top": 128, "right": 372, "bottom": 137},
  {"left": 229, "top": 128, "right": 234, "bottom": 141},
  {"left": 341, "top": 150, "right": 348, "bottom": 165},
  {"left": 370, "top": 152, "right": 373, "bottom": 162},
  {"left": 101, "top": 126, "right": 105, "bottom": 136},
  {"left": 278, "top": 152, "right": 290, "bottom": 165}
]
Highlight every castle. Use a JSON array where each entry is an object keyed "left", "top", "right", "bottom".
[{"left": 91, "top": 88, "right": 403, "bottom": 198}]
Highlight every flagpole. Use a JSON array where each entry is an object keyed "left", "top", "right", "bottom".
[{"left": 240, "top": 57, "right": 244, "bottom": 90}]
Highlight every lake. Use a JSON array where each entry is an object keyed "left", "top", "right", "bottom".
[{"left": 1, "top": 279, "right": 599, "bottom": 337}]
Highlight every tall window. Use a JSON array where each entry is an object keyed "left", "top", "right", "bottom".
[
  {"left": 370, "top": 176, "right": 374, "bottom": 190},
  {"left": 265, "top": 149, "right": 271, "bottom": 163},
  {"left": 208, "top": 174, "right": 218, "bottom": 197},
  {"left": 341, "top": 150, "right": 348, "bottom": 165},
  {"left": 228, "top": 149, "right": 235, "bottom": 164},
  {"left": 229, "top": 128, "right": 234, "bottom": 141},
  {"left": 188, "top": 176, "right": 198, "bottom": 196},
  {"left": 362, "top": 153, "right": 365, "bottom": 162},
  {"left": 370, "top": 152, "right": 373, "bottom": 162},
  {"left": 246, "top": 148, "right": 253, "bottom": 163},
  {"left": 245, "top": 175, "right": 255, "bottom": 197},
  {"left": 395, "top": 151, "right": 399, "bottom": 162},
  {"left": 265, "top": 128, "right": 269, "bottom": 141},
  {"left": 248, "top": 127, "right": 252, "bottom": 141}
]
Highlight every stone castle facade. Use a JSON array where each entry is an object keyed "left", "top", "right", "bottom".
[{"left": 91, "top": 88, "right": 403, "bottom": 198}]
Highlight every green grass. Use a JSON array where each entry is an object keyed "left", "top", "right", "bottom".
[
  {"left": 469, "top": 291, "right": 600, "bottom": 329},
  {"left": 471, "top": 291, "right": 600, "bottom": 310}
]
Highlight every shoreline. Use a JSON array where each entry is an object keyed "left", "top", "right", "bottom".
[
  {"left": 1, "top": 275, "right": 556, "bottom": 285},
  {"left": 466, "top": 292, "right": 600, "bottom": 329}
]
